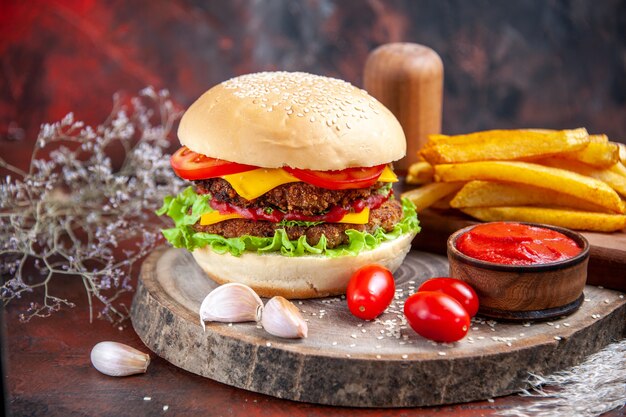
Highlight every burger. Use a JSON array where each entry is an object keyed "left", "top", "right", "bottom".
[{"left": 157, "top": 72, "right": 420, "bottom": 298}]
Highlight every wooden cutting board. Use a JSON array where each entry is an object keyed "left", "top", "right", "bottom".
[
  {"left": 130, "top": 246, "right": 626, "bottom": 408},
  {"left": 412, "top": 208, "right": 626, "bottom": 292}
]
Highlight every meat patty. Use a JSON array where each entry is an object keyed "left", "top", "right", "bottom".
[
  {"left": 192, "top": 199, "right": 403, "bottom": 248},
  {"left": 195, "top": 178, "right": 387, "bottom": 216}
]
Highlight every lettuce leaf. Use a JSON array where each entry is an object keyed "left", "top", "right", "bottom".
[{"left": 156, "top": 187, "right": 420, "bottom": 258}]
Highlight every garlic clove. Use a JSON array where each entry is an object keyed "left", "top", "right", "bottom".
[
  {"left": 261, "top": 296, "right": 308, "bottom": 339},
  {"left": 90, "top": 341, "right": 150, "bottom": 377},
  {"left": 199, "top": 283, "right": 263, "bottom": 330}
]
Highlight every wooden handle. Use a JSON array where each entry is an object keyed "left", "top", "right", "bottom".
[{"left": 364, "top": 43, "right": 444, "bottom": 173}]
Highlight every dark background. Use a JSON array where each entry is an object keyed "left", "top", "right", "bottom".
[{"left": 2, "top": 0, "right": 626, "bottom": 159}]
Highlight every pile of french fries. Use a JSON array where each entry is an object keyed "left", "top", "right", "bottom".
[{"left": 402, "top": 128, "right": 626, "bottom": 232}]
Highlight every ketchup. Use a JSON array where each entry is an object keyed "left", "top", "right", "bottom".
[
  {"left": 210, "top": 189, "right": 392, "bottom": 224},
  {"left": 456, "top": 222, "right": 582, "bottom": 265}
]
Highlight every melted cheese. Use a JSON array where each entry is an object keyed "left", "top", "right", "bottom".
[
  {"left": 220, "top": 166, "right": 398, "bottom": 201},
  {"left": 221, "top": 168, "right": 300, "bottom": 200},
  {"left": 200, "top": 207, "right": 370, "bottom": 226}
]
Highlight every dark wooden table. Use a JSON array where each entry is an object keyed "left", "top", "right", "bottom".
[{"left": 2, "top": 140, "right": 624, "bottom": 417}]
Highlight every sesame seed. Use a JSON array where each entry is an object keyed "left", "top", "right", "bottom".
[
  {"left": 266, "top": 342, "right": 272, "bottom": 347},
  {"left": 143, "top": 397, "right": 151, "bottom": 401},
  {"left": 332, "top": 341, "right": 337, "bottom": 346},
  {"left": 349, "top": 344, "right": 356, "bottom": 348},
  {"left": 554, "top": 336, "right": 562, "bottom": 341},
  {"left": 346, "top": 354, "right": 351, "bottom": 358},
  {"left": 296, "top": 113, "right": 304, "bottom": 117},
  {"left": 351, "top": 334, "right": 357, "bottom": 339},
  {"left": 361, "top": 329, "right": 367, "bottom": 333},
  {"left": 438, "top": 352, "right": 446, "bottom": 356},
  {"left": 401, "top": 354, "right": 408, "bottom": 359},
  {"left": 604, "top": 299, "right": 610, "bottom": 304},
  {"left": 163, "top": 405, "right": 169, "bottom": 411},
  {"left": 376, "top": 355, "right": 381, "bottom": 359},
  {"left": 228, "top": 323, "right": 233, "bottom": 327},
  {"left": 563, "top": 323, "right": 571, "bottom": 327}
]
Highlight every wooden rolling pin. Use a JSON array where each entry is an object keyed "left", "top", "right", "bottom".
[{"left": 364, "top": 43, "right": 444, "bottom": 174}]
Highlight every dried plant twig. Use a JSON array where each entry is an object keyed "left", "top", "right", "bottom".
[{"left": 0, "top": 87, "right": 184, "bottom": 323}]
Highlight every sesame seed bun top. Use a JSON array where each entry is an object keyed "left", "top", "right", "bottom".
[{"left": 177, "top": 71, "right": 406, "bottom": 170}]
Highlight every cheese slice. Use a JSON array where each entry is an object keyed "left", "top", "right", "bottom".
[
  {"left": 221, "top": 166, "right": 398, "bottom": 201},
  {"left": 199, "top": 211, "right": 244, "bottom": 226},
  {"left": 335, "top": 207, "right": 370, "bottom": 224},
  {"left": 221, "top": 168, "right": 300, "bottom": 200},
  {"left": 378, "top": 166, "right": 399, "bottom": 183},
  {"left": 200, "top": 207, "right": 370, "bottom": 227}
]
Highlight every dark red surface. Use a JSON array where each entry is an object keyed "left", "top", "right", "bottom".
[
  {"left": 2, "top": 0, "right": 626, "bottom": 156},
  {"left": 2, "top": 1, "right": 626, "bottom": 415}
]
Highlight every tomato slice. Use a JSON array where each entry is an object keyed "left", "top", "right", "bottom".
[
  {"left": 170, "top": 146, "right": 256, "bottom": 180},
  {"left": 283, "top": 165, "right": 386, "bottom": 190}
]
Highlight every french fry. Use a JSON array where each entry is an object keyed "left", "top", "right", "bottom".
[
  {"left": 555, "top": 135, "right": 619, "bottom": 168},
  {"left": 434, "top": 161, "right": 625, "bottom": 214},
  {"left": 617, "top": 142, "right": 626, "bottom": 165},
  {"left": 461, "top": 206, "right": 626, "bottom": 233},
  {"left": 450, "top": 181, "right": 610, "bottom": 213},
  {"left": 538, "top": 158, "right": 626, "bottom": 198},
  {"left": 610, "top": 161, "right": 626, "bottom": 178},
  {"left": 406, "top": 161, "right": 434, "bottom": 184},
  {"left": 420, "top": 128, "right": 589, "bottom": 164},
  {"left": 401, "top": 182, "right": 464, "bottom": 212}
]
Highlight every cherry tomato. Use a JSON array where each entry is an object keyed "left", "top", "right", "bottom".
[
  {"left": 404, "top": 292, "right": 470, "bottom": 343},
  {"left": 346, "top": 264, "right": 395, "bottom": 320},
  {"left": 283, "top": 165, "right": 386, "bottom": 190},
  {"left": 418, "top": 277, "right": 479, "bottom": 317},
  {"left": 170, "top": 146, "right": 256, "bottom": 180}
]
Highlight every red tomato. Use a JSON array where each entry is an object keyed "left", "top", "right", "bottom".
[
  {"left": 170, "top": 146, "right": 256, "bottom": 180},
  {"left": 404, "top": 292, "right": 470, "bottom": 343},
  {"left": 284, "top": 165, "right": 385, "bottom": 190},
  {"left": 418, "top": 277, "right": 479, "bottom": 317},
  {"left": 346, "top": 265, "right": 395, "bottom": 320}
]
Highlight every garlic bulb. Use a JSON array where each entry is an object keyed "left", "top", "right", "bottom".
[
  {"left": 90, "top": 341, "right": 150, "bottom": 377},
  {"left": 261, "top": 296, "right": 308, "bottom": 339},
  {"left": 199, "top": 283, "right": 263, "bottom": 330}
]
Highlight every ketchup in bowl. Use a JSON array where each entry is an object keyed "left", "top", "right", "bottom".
[{"left": 456, "top": 222, "right": 582, "bottom": 266}]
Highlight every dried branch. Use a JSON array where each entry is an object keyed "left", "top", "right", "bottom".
[{"left": 0, "top": 87, "right": 184, "bottom": 323}]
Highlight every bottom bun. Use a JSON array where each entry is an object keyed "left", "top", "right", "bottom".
[{"left": 191, "top": 232, "right": 416, "bottom": 299}]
